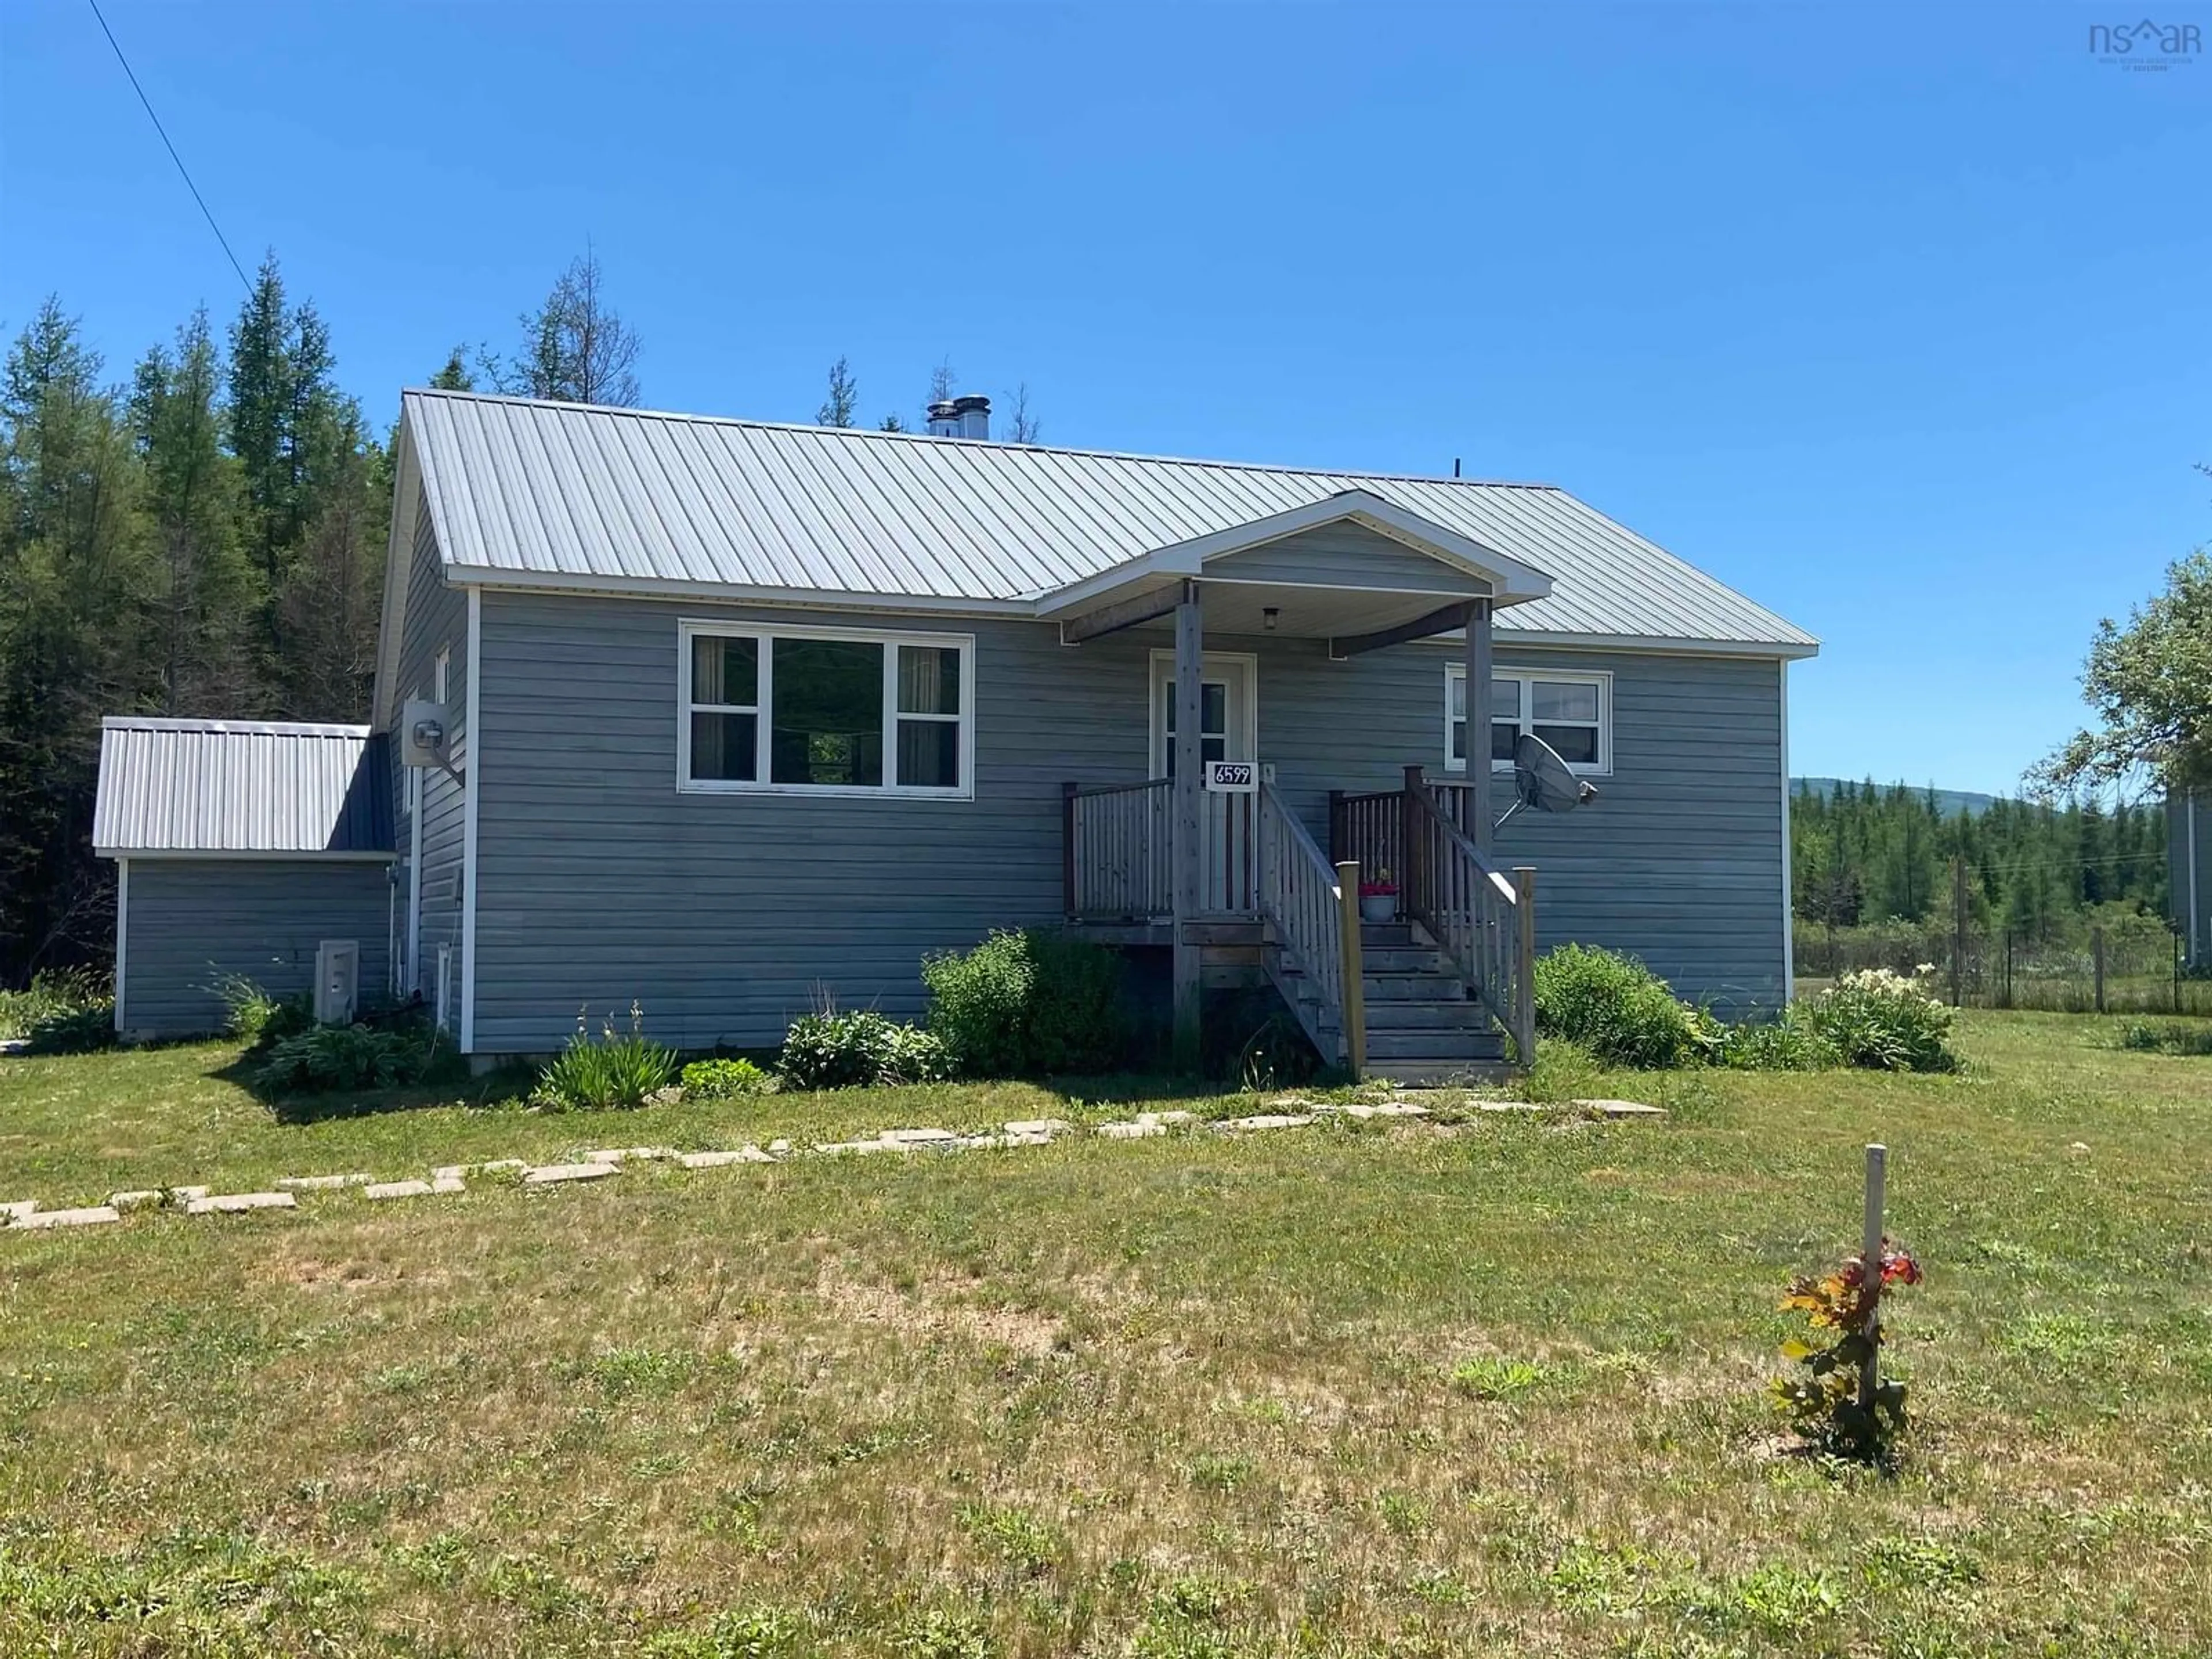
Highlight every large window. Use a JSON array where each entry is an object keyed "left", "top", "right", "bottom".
[
  {"left": 1445, "top": 665, "right": 1609, "bottom": 775},
  {"left": 679, "top": 622, "right": 974, "bottom": 797}
]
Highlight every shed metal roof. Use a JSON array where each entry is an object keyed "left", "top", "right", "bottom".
[
  {"left": 402, "top": 389, "right": 1816, "bottom": 652},
  {"left": 94, "top": 719, "right": 395, "bottom": 857}
]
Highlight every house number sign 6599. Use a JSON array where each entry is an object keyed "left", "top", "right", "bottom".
[{"left": 1203, "top": 760, "right": 1256, "bottom": 793}]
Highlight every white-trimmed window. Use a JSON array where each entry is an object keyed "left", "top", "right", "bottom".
[
  {"left": 679, "top": 620, "right": 974, "bottom": 798},
  {"left": 1446, "top": 665, "right": 1611, "bottom": 775}
]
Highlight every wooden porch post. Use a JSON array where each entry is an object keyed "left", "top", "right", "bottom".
[
  {"left": 1172, "top": 581, "right": 1203, "bottom": 1070},
  {"left": 1466, "top": 598, "right": 1495, "bottom": 850}
]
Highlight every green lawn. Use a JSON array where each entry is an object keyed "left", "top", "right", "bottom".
[{"left": 2, "top": 1014, "right": 2207, "bottom": 1656}]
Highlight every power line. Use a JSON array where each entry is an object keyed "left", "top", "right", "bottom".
[{"left": 85, "top": 0, "right": 252, "bottom": 295}]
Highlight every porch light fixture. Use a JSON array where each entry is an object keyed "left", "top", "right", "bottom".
[{"left": 1263, "top": 607, "right": 1279, "bottom": 631}]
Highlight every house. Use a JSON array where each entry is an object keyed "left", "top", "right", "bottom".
[{"left": 96, "top": 388, "right": 1817, "bottom": 1078}]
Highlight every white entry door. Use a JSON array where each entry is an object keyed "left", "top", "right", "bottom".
[{"left": 1150, "top": 653, "right": 1259, "bottom": 913}]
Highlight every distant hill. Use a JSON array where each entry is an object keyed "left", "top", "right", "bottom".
[{"left": 1792, "top": 777, "right": 2002, "bottom": 818}]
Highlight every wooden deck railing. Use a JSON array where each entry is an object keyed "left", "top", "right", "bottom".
[
  {"left": 1334, "top": 767, "right": 1537, "bottom": 1063},
  {"left": 1063, "top": 778, "right": 1173, "bottom": 919},
  {"left": 1257, "top": 782, "right": 1363, "bottom": 1074},
  {"left": 1402, "top": 772, "right": 1535, "bottom": 1062}
]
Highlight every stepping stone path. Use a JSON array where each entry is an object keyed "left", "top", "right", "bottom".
[
  {"left": 185, "top": 1192, "right": 297, "bottom": 1216},
  {"left": 521, "top": 1162, "right": 618, "bottom": 1186},
  {"left": 14, "top": 1205, "right": 120, "bottom": 1229},
  {"left": 364, "top": 1176, "right": 465, "bottom": 1200},
  {"left": 1097, "top": 1110, "right": 1196, "bottom": 1140},
  {"left": 4, "top": 1093, "right": 1664, "bottom": 1237},
  {"left": 677, "top": 1147, "right": 775, "bottom": 1169}
]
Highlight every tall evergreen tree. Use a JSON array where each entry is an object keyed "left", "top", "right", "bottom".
[{"left": 130, "top": 308, "right": 257, "bottom": 714}]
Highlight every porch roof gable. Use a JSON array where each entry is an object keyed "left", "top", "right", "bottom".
[{"left": 1030, "top": 491, "right": 1554, "bottom": 620}]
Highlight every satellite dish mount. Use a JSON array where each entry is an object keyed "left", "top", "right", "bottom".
[{"left": 1494, "top": 732, "right": 1599, "bottom": 832}]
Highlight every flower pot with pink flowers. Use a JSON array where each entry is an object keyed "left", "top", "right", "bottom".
[{"left": 1358, "top": 871, "right": 1397, "bottom": 924}]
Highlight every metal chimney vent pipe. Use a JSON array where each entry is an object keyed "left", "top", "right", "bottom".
[
  {"left": 952, "top": 394, "right": 991, "bottom": 440},
  {"left": 925, "top": 400, "right": 960, "bottom": 437}
]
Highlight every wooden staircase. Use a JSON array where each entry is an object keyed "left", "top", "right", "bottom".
[{"left": 1267, "top": 919, "right": 1510, "bottom": 1085}]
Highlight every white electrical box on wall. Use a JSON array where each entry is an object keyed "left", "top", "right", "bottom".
[{"left": 314, "top": 940, "right": 360, "bottom": 1025}]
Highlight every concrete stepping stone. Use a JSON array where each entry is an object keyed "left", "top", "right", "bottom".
[
  {"left": 173, "top": 1185, "right": 210, "bottom": 1203},
  {"left": 582, "top": 1146, "right": 676, "bottom": 1165},
  {"left": 13, "top": 1205, "right": 120, "bottom": 1230},
  {"left": 1317, "top": 1101, "right": 1431, "bottom": 1120},
  {"left": 521, "top": 1162, "right": 618, "bottom": 1185},
  {"left": 766, "top": 1139, "right": 791, "bottom": 1154},
  {"left": 880, "top": 1128, "right": 958, "bottom": 1145},
  {"left": 2, "top": 1200, "right": 36, "bottom": 1222},
  {"left": 676, "top": 1147, "right": 775, "bottom": 1169},
  {"left": 1575, "top": 1099, "right": 1667, "bottom": 1118},
  {"left": 185, "top": 1191, "right": 296, "bottom": 1215},
  {"left": 1215, "top": 1113, "right": 1317, "bottom": 1132},
  {"left": 279, "top": 1173, "right": 373, "bottom": 1191},
  {"left": 1097, "top": 1120, "right": 1166, "bottom": 1139},
  {"left": 364, "top": 1179, "right": 434, "bottom": 1200},
  {"left": 816, "top": 1139, "right": 895, "bottom": 1156},
  {"left": 109, "top": 1190, "right": 167, "bottom": 1212},
  {"left": 1003, "top": 1119, "right": 1071, "bottom": 1137}
]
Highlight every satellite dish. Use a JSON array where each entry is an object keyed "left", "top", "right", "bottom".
[{"left": 1496, "top": 733, "right": 1599, "bottom": 831}]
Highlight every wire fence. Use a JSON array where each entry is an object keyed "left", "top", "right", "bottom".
[{"left": 1795, "top": 916, "right": 2209, "bottom": 1014}]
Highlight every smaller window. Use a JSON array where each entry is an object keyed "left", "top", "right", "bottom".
[
  {"left": 1446, "top": 666, "right": 1609, "bottom": 775},
  {"left": 433, "top": 647, "right": 450, "bottom": 705}
]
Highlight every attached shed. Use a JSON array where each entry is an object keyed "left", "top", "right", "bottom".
[{"left": 94, "top": 718, "right": 397, "bottom": 1040}]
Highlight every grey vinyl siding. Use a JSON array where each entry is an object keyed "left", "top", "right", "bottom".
[
  {"left": 1206, "top": 522, "right": 1491, "bottom": 596},
  {"left": 468, "top": 592, "right": 1788, "bottom": 1052},
  {"left": 120, "top": 858, "right": 393, "bottom": 1038},
  {"left": 387, "top": 488, "right": 469, "bottom": 1012}
]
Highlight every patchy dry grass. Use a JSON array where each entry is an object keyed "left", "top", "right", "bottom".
[{"left": 2, "top": 1012, "right": 2208, "bottom": 1655}]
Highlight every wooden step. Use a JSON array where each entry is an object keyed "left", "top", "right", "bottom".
[
  {"left": 1367, "top": 1029, "right": 1506, "bottom": 1062},
  {"left": 1363, "top": 999, "right": 1487, "bottom": 1032},
  {"left": 1360, "top": 945, "right": 1449, "bottom": 973},
  {"left": 1357, "top": 922, "right": 1419, "bottom": 948}
]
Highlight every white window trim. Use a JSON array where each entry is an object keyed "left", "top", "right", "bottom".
[
  {"left": 676, "top": 618, "right": 976, "bottom": 800},
  {"left": 1444, "top": 664, "right": 1612, "bottom": 777}
]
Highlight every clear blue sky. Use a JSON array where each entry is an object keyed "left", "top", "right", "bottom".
[{"left": 3, "top": 2, "right": 2206, "bottom": 795}]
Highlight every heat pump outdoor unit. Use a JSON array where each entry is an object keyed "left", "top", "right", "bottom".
[{"left": 315, "top": 939, "right": 361, "bottom": 1025}]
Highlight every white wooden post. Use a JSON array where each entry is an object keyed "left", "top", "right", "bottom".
[
  {"left": 1172, "top": 581, "right": 1203, "bottom": 1069},
  {"left": 1466, "top": 599, "right": 1494, "bottom": 850},
  {"left": 1858, "top": 1143, "right": 1887, "bottom": 1411}
]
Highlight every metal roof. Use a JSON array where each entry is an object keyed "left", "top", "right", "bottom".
[
  {"left": 94, "top": 719, "right": 395, "bottom": 857},
  {"left": 403, "top": 388, "right": 1817, "bottom": 652}
]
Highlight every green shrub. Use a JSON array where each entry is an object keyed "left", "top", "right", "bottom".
[
  {"left": 680, "top": 1056, "right": 772, "bottom": 1099},
  {"left": 254, "top": 1024, "right": 429, "bottom": 1092},
  {"left": 2114, "top": 1017, "right": 2212, "bottom": 1056},
  {"left": 1801, "top": 969, "right": 1958, "bottom": 1073},
  {"left": 780, "top": 1008, "right": 948, "bottom": 1090},
  {"left": 537, "top": 1003, "right": 679, "bottom": 1110},
  {"left": 922, "top": 928, "right": 1126, "bottom": 1077},
  {"left": 2, "top": 967, "right": 112, "bottom": 1043},
  {"left": 1715, "top": 1007, "right": 1838, "bottom": 1071},
  {"left": 22, "top": 1004, "right": 116, "bottom": 1055},
  {"left": 213, "top": 973, "right": 315, "bottom": 1050},
  {"left": 1533, "top": 944, "right": 1714, "bottom": 1069}
]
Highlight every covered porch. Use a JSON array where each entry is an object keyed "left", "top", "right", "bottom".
[{"left": 1037, "top": 493, "right": 1552, "bottom": 1081}]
